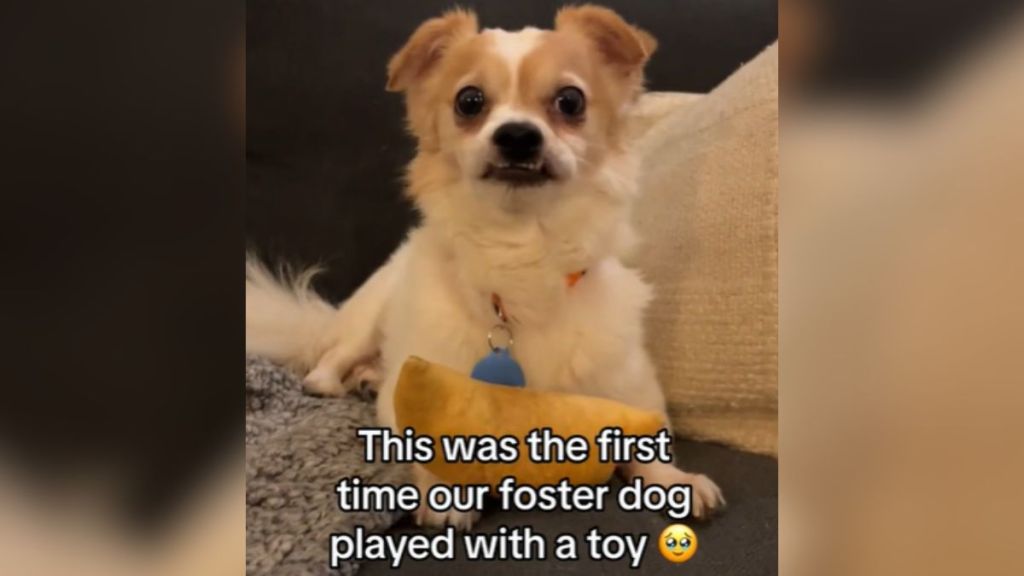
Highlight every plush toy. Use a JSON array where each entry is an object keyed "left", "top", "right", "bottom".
[{"left": 394, "top": 356, "right": 666, "bottom": 488}]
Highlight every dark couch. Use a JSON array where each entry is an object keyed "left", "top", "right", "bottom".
[{"left": 247, "top": 1, "right": 778, "bottom": 574}]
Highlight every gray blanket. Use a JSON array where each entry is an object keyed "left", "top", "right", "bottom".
[{"left": 245, "top": 356, "right": 408, "bottom": 576}]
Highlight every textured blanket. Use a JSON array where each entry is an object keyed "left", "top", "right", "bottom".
[{"left": 245, "top": 356, "right": 408, "bottom": 576}]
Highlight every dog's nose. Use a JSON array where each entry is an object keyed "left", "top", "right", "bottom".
[{"left": 492, "top": 122, "right": 543, "bottom": 163}]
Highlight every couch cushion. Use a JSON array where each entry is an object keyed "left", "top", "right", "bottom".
[{"left": 627, "top": 43, "right": 779, "bottom": 455}]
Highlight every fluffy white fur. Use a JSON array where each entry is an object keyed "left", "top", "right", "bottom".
[{"left": 246, "top": 13, "right": 723, "bottom": 530}]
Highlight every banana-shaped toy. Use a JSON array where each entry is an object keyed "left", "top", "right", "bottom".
[{"left": 394, "top": 356, "right": 666, "bottom": 488}]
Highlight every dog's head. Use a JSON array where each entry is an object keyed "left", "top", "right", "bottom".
[{"left": 386, "top": 6, "right": 656, "bottom": 212}]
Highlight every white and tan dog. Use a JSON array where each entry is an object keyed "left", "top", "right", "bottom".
[{"left": 246, "top": 5, "right": 723, "bottom": 529}]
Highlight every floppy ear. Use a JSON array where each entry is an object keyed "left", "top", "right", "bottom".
[
  {"left": 386, "top": 8, "right": 478, "bottom": 92},
  {"left": 555, "top": 5, "right": 657, "bottom": 73}
]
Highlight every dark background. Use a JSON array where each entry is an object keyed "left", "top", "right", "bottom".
[
  {"left": 246, "top": 0, "right": 780, "bottom": 303},
  {"left": 0, "top": 0, "right": 243, "bottom": 530},
  {"left": 806, "top": 0, "right": 1024, "bottom": 97}
]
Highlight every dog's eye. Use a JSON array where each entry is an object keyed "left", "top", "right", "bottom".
[
  {"left": 554, "top": 86, "right": 586, "bottom": 118},
  {"left": 455, "top": 86, "right": 486, "bottom": 117}
]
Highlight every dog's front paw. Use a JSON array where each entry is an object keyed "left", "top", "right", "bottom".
[
  {"left": 686, "top": 472, "right": 725, "bottom": 519},
  {"left": 629, "top": 461, "right": 725, "bottom": 519},
  {"left": 414, "top": 505, "right": 480, "bottom": 531},
  {"left": 303, "top": 354, "right": 382, "bottom": 397},
  {"left": 303, "top": 365, "right": 349, "bottom": 396},
  {"left": 411, "top": 464, "right": 480, "bottom": 530}
]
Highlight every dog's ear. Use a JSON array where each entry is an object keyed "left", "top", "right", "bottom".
[
  {"left": 386, "top": 8, "right": 478, "bottom": 92},
  {"left": 555, "top": 5, "right": 657, "bottom": 73}
]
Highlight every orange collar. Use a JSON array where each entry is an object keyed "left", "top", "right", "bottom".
[
  {"left": 565, "top": 269, "right": 587, "bottom": 288},
  {"left": 490, "top": 269, "right": 586, "bottom": 323}
]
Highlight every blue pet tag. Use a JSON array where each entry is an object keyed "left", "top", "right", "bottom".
[
  {"left": 471, "top": 321, "right": 526, "bottom": 387},
  {"left": 471, "top": 347, "right": 526, "bottom": 387}
]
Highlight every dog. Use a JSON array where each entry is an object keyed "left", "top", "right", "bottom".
[{"left": 246, "top": 5, "right": 724, "bottom": 529}]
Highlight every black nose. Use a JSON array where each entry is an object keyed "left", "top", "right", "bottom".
[{"left": 492, "top": 122, "right": 543, "bottom": 163}]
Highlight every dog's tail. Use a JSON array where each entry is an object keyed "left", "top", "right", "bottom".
[{"left": 245, "top": 257, "right": 335, "bottom": 370}]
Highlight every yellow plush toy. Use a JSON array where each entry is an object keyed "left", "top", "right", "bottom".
[{"left": 394, "top": 356, "right": 666, "bottom": 488}]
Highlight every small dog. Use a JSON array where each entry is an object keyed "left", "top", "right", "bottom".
[{"left": 247, "top": 5, "right": 723, "bottom": 529}]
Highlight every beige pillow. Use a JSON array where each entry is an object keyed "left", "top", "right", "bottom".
[{"left": 626, "top": 43, "right": 778, "bottom": 456}]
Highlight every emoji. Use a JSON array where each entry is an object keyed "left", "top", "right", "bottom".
[{"left": 658, "top": 524, "right": 698, "bottom": 563}]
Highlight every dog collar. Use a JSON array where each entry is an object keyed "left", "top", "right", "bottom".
[
  {"left": 489, "top": 269, "right": 587, "bottom": 323},
  {"left": 472, "top": 269, "right": 586, "bottom": 388}
]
